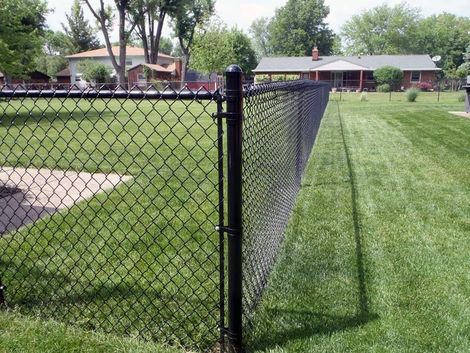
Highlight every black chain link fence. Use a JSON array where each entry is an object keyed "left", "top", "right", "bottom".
[
  {"left": 242, "top": 81, "right": 329, "bottom": 329},
  {"left": 0, "top": 86, "right": 224, "bottom": 351},
  {"left": 0, "top": 75, "right": 330, "bottom": 352}
]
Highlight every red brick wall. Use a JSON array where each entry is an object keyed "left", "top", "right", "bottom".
[{"left": 402, "top": 70, "right": 437, "bottom": 89}]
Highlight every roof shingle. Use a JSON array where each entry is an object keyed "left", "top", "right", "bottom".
[{"left": 254, "top": 55, "right": 440, "bottom": 72}]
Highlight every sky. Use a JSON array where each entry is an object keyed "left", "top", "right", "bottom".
[{"left": 46, "top": 0, "right": 470, "bottom": 41}]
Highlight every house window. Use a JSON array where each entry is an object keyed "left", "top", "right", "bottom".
[
  {"left": 411, "top": 71, "right": 421, "bottom": 82},
  {"left": 137, "top": 73, "right": 145, "bottom": 81},
  {"left": 126, "top": 59, "right": 133, "bottom": 66}
]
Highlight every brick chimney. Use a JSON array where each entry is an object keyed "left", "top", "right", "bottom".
[{"left": 312, "top": 46, "right": 319, "bottom": 61}]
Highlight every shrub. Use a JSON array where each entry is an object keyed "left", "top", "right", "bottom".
[
  {"left": 457, "top": 92, "right": 466, "bottom": 102},
  {"left": 406, "top": 88, "right": 420, "bottom": 102},
  {"left": 377, "top": 84, "right": 391, "bottom": 92},
  {"left": 271, "top": 74, "right": 300, "bottom": 81},
  {"left": 416, "top": 82, "right": 433, "bottom": 91},
  {"left": 360, "top": 92, "right": 368, "bottom": 102},
  {"left": 374, "top": 66, "right": 403, "bottom": 91},
  {"left": 78, "top": 60, "right": 112, "bottom": 84}
]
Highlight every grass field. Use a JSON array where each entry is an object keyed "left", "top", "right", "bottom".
[
  {"left": 249, "top": 91, "right": 470, "bottom": 352},
  {"left": 1, "top": 91, "right": 469, "bottom": 352},
  {"left": 0, "top": 97, "right": 221, "bottom": 351}
]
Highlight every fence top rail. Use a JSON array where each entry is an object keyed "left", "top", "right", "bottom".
[
  {"left": 244, "top": 79, "right": 329, "bottom": 97},
  {"left": 0, "top": 87, "right": 221, "bottom": 101}
]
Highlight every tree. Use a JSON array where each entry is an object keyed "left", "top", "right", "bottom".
[
  {"left": 373, "top": 66, "right": 404, "bottom": 91},
  {"left": 78, "top": 60, "right": 112, "bottom": 84},
  {"left": 35, "top": 55, "right": 68, "bottom": 77},
  {"left": 63, "top": 0, "right": 101, "bottom": 54},
  {"left": 249, "top": 17, "right": 271, "bottom": 59},
  {"left": 174, "top": 0, "right": 215, "bottom": 79},
  {"left": 268, "top": 0, "right": 334, "bottom": 56},
  {"left": 415, "top": 14, "right": 470, "bottom": 72},
  {"left": 191, "top": 25, "right": 257, "bottom": 76},
  {"left": 456, "top": 46, "right": 470, "bottom": 78},
  {"left": 43, "top": 30, "right": 72, "bottom": 56},
  {"left": 341, "top": 3, "right": 421, "bottom": 55},
  {"left": 84, "top": 0, "right": 141, "bottom": 85},
  {"left": 131, "top": 0, "right": 182, "bottom": 64},
  {"left": 159, "top": 37, "right": 174, "bottom": 55},
  {"left": 0, "top": 0, "right": 48, "bottom": 83}
]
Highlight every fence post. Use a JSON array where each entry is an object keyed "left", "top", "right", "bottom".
[{"left": 225, "top": 64, "right": 244, "bottom": 352}]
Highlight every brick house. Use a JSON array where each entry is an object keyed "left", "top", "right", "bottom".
[
  {"left": 127, "top": 62, "right": 182, "bottom": 87},
  {"left": 253, "top": 47, "right": 441, "bottom": 90}
]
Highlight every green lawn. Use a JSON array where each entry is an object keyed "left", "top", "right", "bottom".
[
  {"left": 1, "top": 91, "right": 469, "bottom": 352},
  {"left": 248, "top": 92, "right": 470, "bottom": 352},
  {"left": 0, "top": 98, "right": 220, "bottom": 351}
]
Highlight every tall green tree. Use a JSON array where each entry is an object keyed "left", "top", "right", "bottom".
[
  {"left": 35, "top": 30, "right": 69, "bottom": 77},
  {"left": 63, "top": 0, "right": 101, "bottom": 54},
  {"left": 249, "top": 17, "right": 271, "bottom": 59},
  {"left": 84, "top": 0, "right": 142, "bottom": 85},
  {"left": 0, "top": 0, "right": 48, "bottom": 82},
  {"left": 415, "top": 13, "right": 470, "bottom": 72},
  {"left": 268, "top": 0, "right": 334, "bottom": 56},
  {"left": 341, "top": 3, "right": 421, "bottom": 55},
  {"left": 173, "top": 0, "right": 215, "bottom": 79},
  {"left": 191, "top": 25, "right": 257, "bottom": 75},
  {"left": 131, "top": 0, "right": 182, "bottom": 64}
]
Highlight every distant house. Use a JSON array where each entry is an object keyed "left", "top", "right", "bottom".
[
  {"left": 0, "top": 71, "right": 50, "bottom": 86},
  {"left": 54, "top": 68, "right": 71, "bottom": 85},
  {"left": 127, "top": 62, "right": 182, "bottom": 87},
  {"left": 253, "top": 47, "right": 441, "bottom": 90},
  {"left": 65, "top": 47, "right": 182, "bottom": 85}
]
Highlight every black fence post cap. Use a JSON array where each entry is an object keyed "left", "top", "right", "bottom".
[{"left": 226, "top": 65, "right": 243, "bottom": 74}]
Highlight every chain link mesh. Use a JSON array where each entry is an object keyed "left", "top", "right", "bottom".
[
  {"left": 0, "top": 86, "right": 224, "bottom": 351},
  {"left": 0, "top": 79, "right": 331, "bottom": 351},
  {"left": 242, "top": 81, "right": 330, "bottom": 327}
]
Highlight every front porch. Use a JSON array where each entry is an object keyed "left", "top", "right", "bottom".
[{"left": 310, "top": 70, "right": 375, "bottom": 91}]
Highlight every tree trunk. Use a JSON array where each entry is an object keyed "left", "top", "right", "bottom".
[
  {"left": 118, "top": 6, "right": 127, "bottom": 87},
  {"left": 150, "top": 11, "right": 166, "bottom": 64}
]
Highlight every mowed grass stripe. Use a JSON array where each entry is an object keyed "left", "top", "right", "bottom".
[{"left": 249, "top": 94, "right": 469, "bottom": 352}]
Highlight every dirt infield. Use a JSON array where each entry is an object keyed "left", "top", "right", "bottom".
[{"left": 0, "top": 167, "right": 132, "bottom": 234}]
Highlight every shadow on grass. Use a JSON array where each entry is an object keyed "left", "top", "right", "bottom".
[
  {"left": 248, "top": 101, "right": 378, "bottom": 351},
  {"left": 0, "top": 109, "right": 107, "bottom": 126}
]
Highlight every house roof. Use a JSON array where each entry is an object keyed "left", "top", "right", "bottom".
[
  {"left": 66, "top": 47, "right": 176, "bottom": 59},
  {"left": 128, "top": 63, "right": 175, "bottom": 73},
  {"left": 55, "top": 67, "right": 71, "bottom": 77},
  {"left": 253, "top": 55, "right": 441, "bottom": 73}
]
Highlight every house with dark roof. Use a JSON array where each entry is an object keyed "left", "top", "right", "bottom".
[
  {"left": 54, "top": 67, "right": 71, "bottom": 85},
  {"left": 0, "top": 70, "right": 50, "bottom": 87},
  {"left": 253, "top": 47, "right": 441, "bottom": 91}
]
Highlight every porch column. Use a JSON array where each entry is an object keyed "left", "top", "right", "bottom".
[
  {"left": 360, "top": 70, "right": 364, "bottom": 91},
  {"left": 315, "top": 71, "right": 319, "bottom": 81}
]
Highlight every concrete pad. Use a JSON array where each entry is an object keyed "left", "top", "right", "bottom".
[
  {"left": 448, "top": 111, "right": 470, "bottom": 119},
  {"left": 0, "top": 167, "right": 132, "bottom": 234}
]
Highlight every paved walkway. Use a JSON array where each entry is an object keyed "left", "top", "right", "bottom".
[{"left": 0, "top": 167, "right": 132, "bottom": 234}]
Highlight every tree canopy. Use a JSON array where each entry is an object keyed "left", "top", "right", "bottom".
[
  {"left": 173, "top": 0, "right": 215, "bottom": 78},
  {"left": 415, "top": 13, "right": 470, "bottom": 72},
  {"left": 341, "top": 3, "right": 421, "bottom": 55},
  {"left": 268, "top": 0, "right": 335, "bottom": 56},
  {"left": 63, "top": 0, "right": 101, "bottom": 54},
  {"left": 191, "top": 25, "right": 257, "bottom": 75},
  {"left": 0, "top": 0, "right": 48, "bottom": 81}
]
